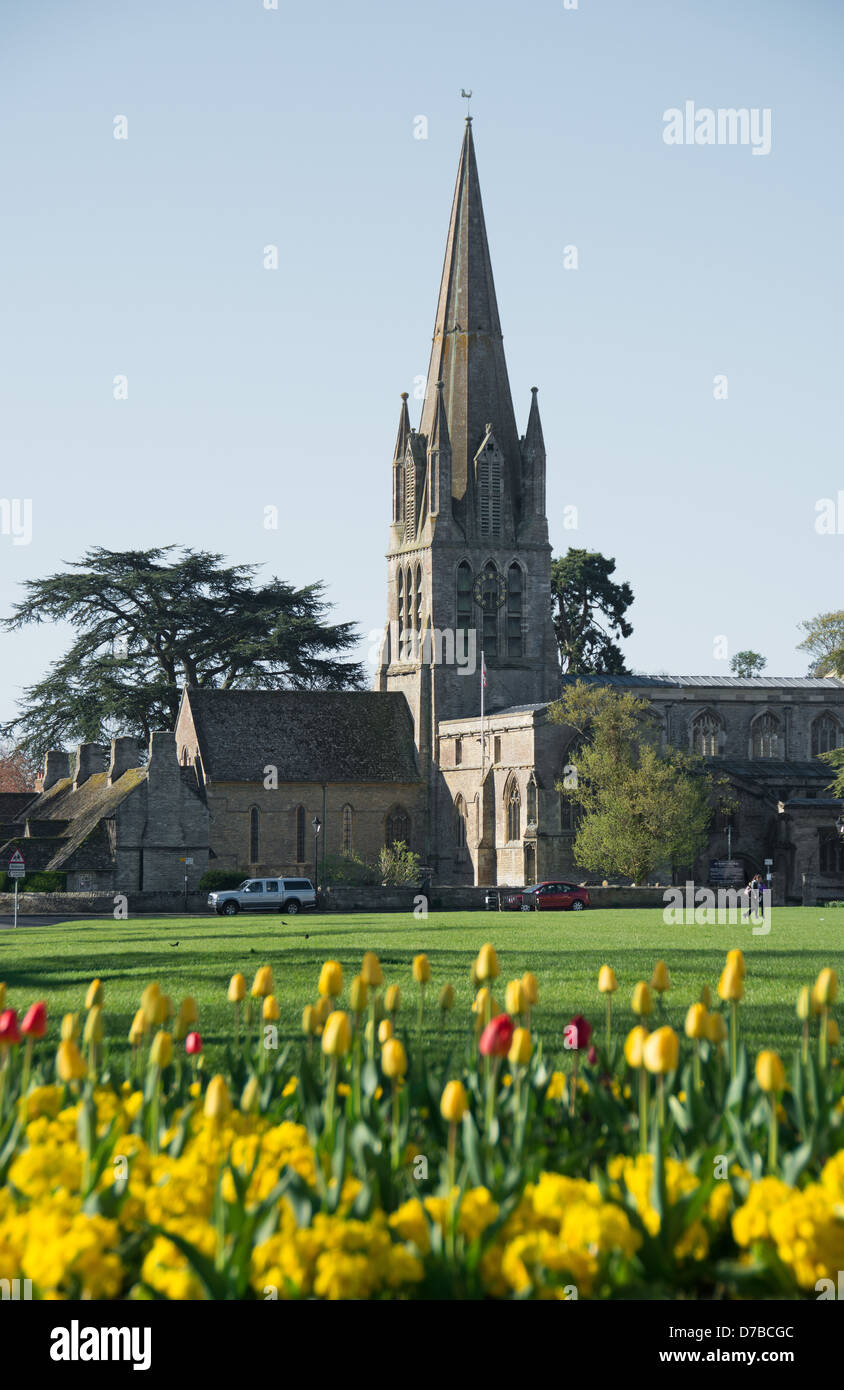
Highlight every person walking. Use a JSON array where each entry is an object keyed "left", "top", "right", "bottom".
[{"left": 743, "top": 872, "right": 764, "bottom": 920}]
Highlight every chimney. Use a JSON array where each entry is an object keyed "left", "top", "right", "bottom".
[
  {"left": 108, "top": 736, "right": 142, "bottom": 785},
  {"left": 147, "top": 731, "right": 180, "bottom": 784},
  {"left": 72, "top": 743, "right": 108, "bottom": 790},
  {"left": 42, "top": 750, "right": 71, "bottom": 792}
]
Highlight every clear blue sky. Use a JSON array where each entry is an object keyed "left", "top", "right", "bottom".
[{"left": 1, "top": 0, "right": 842, "bottom": 729}]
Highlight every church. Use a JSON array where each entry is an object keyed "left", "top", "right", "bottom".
[{"left": 8, "top": 121, "right": 844, "bottom": 907}]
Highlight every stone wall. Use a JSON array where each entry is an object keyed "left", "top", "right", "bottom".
[{"left": 198, "top": 780, "right": 426, "bottom": 879}]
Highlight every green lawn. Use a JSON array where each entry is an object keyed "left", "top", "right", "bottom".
[{"left": 1, "top": 907, "right": 840, "bottom": 1072}]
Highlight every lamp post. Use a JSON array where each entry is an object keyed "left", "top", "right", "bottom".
[{"left": 312, "top": 815, "right": 322, "bottom": 895}]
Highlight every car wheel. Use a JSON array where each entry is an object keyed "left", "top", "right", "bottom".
[
  {"left": 520, "top": 903, "right": 531, "bottom": 912},
  {"left": 571, "top": 900, "right": 585, "bottom": 911},
  {"left": 222, "top": 900, "right": 239, "bottom": 916},
  {"left": 285, "top": 899, "right": 301, "bottom": 915}
]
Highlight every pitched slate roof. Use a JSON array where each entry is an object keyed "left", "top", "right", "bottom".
[
  {"left": 559, "top": 674, "right": 844, "bottom": 690},
  {"left": 0, "top": 768, "right": 146, "bottom": 873},
  {"left": 184, "top": 690, "right": 421, "bottom": 784}
]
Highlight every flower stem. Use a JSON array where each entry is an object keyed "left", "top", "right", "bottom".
[{"left": 638, "top": 1067, "right": 648, "bottom": 1154}]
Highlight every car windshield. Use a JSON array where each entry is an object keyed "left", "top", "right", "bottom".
[
  {"left": 521, "top": 884, "right": 541, "bottom": 893},
  {"left": 238, "top": 881, "right": 251, "bottom": 890}
]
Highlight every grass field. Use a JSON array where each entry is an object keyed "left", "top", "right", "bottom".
[{"left": 1, "top": 907, "right": 840, "bottom": 1070}]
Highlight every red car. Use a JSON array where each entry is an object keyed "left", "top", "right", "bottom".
[{"left": 502, "top": 881, "right": 590, "bottom": 912}]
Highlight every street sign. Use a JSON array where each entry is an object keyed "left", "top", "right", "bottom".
[
  {"left": 8, "top": 850, "right": 25, "bottom": 879},
  {"left": 179, "top": 857, "right": 194, "bottom": 865}
]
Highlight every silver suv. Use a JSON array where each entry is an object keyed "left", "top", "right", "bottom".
[{"left": 208, "top": 877, "right": 316, "bottom": 917}]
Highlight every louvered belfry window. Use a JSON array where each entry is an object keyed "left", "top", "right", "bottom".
[{"left": 478, "top": 439, "right": 501, "bottom": 537}]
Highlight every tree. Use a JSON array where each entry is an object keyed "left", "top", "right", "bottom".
[
  {"left": 730, "top": 651, "right": 767, "bottom": 678},
  {"left": 548, "top": 683, "right": 717, "bottom": 883},
  {"left": 797, "top": 612, "right": 844, "bottom": 678},
  {"left": 0, "top": 740, "right": 38, "bottom": 792},
  {"left": 550, "top": 549, "right": 633, "bottom": 674},
  {"left": 0, "top": 547, "right": 364, "bottom": 760}
]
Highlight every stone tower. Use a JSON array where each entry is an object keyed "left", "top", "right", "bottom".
[{"left": 374, "top": 120, "right": 560, "bottom": 861}]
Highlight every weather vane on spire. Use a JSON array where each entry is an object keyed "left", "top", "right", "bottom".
[{"left": 461, "top": 89, "right": 472, "bottom": 119}]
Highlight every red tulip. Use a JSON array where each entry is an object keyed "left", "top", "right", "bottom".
[
  {"left": 185, "top": 1031, "right": 203, "bottom": 1055},
  {"left": 21, "top": 1001, "right": 47, "bottom": 1039},
  {"left": 566, "top": 1014, "right": 592, "bottom": 1051},
  {"left": 0, "top": 1010, "right": 22, "bottom": 1046},
  {"left": 587, "top": 1044, "right": 598, "bottom": 1066},
  {"left": 479, "top": 1014, "right": 514, "bottom": 1057}
]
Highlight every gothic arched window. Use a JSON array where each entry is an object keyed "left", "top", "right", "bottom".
[
  {"left": 414, "top": 564, "right": 422, "bottom": 633},
  {"left": 386, "top": 806, "right": 410, "bottom": 848},
  {"left": 812, "top": 712, "right": 840, "bottom": 756},
  {"left": 397, "top": 567, "right": 404, "bottom": 649},
  {"left": 506, "top": 779, "right": 521, "bottom": 843},
  {"left": 479, "top": 560, "right": 500, "bottom": 660},
  {"left": 454, "top": 795, "right": 467, "bottom": 849},
  {"left": 341, "top": 804, "right": 353, "bottom": 856},
  {"left": 526, "top": 777, "right": 537, "bottom": 826},
  {"left": 691, "top": 710, "right": 722, "bottom": 756},
  {"left": 507, "top": 563, "right": 523, "bottom": 657},
  {"left": 751, "top": 712, "right": 780, "bottom": 759},
  {"left": 403, "top": 564, "right": 414, "bottom": 650},
  {"left": 295, "top": 805, "right": 306, "bottom": 862},
  {"left": 249, "top": 806, "right": 260, "bottom": 863},
  {"left": 456, "top": 561, "right": 473, "bottom": 640}
]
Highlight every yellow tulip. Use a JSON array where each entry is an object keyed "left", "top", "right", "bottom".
[
  {"left": 684, "top": 1003, "right": 708, "bottom": 1040},
  {"left": 509, "top": 1027, "right": 532, "bottom": 1066},
  {"left": 726, "top": 948, "right": 746, "bottom": 979},
  {"left": 128, "top": 1009, "right": 147, "bottom": 1046},
  {"left": 173, "top": 1016, "right": 187, "bottom": 1043},
  {"left": 700, "top": 983, "right": 712, "bottom": 1009},
  {"left": 438, "top": 983, "right": 455, "bottom": 1012},
  {"left": 178, "top": 996, "right": 198, "bottom": 1026},
  {"left": 149, "top": 1031, "right": 173, "bottom": 1069},
  {"left": 384, "top": 985, "right": 401, "bottom": 1014},
  {"left": 302, "top": 1004, "right": 318, "bottom": 1036},
  {"left": 643, "top": 1026, "right": 679, "bottom": 1074},
  {"left": 154, "top": 994, "right": 171, "bottom": 1025},
  {"left": 83, "top": 1005, "right": 104, "bottom": 1044},
  {"left": 718, "top": 963, "right": 744, "bottom": 1002},
  {"left": 521, "top": 971, "right": 539, "bottom": 1005},
  {"left": 706, "top": 1012, "right": 728, "bottom": 1045},
  {"left": 85, "top": 979, "right": 104, "bottom": 1009},
  {"left": 598, "top": 965, "right": 618, "bottom": 994},
  {"left": 141, "top": 983, "right": 160, "bottom": 1025},
  {"left": 227, "top": 973, "right": 246, "bottom": 1003},
  {"left": 241, "top": 1076, "right": 260, "bottom": 1112},
  {"left": 349, "top": 976, "right": 368, "bottom": 1013},
  {"left": 650, "top": 961, "right": 670, "bottom": 994},
  {"left": 826, "top": 1016, "right": 840, "bottom": 1047},
  {"left": 755, "top": 1049, "right": 785, "bottom": 1094},
  {"left": 378, "top": 1018, "right": 394, "bottom": 1043},
  {"left": 632, "top": 982, "right": 652, "bottom": 1018},
  {"left": 61, "top": 1012, "right": 80, "bottom": 1042},
  {"left": 263, "top": 995, "right": 280, "bottom": 1022},
  {"left": 412, "top": 954, "right": 431, "bottom": 984},
  {"left": 796, "top": 985, "right": 812, "bottom": 1022},
  {"left": 505, "top": 979, "right": 526, "bottom": 1016},
  {"left": 204, "top": 1074, "right": 231, "bottom": 1119},
  {"left": 472, "top": 987, "right": 499, "bottom": 1018},
  {"left": 361, "top": 952, "right": 383, "bottom": 987},
  {"left": 56, "top": 1039, "right": 87, "bottom": 1082},
  {"left": 440, "top": 1080, "right": 468, "bottom": 1124},
  {"left": 814, "top": 968, "right": 839, "bottom": 1006},
  {"left": 318, "top": 960, "right": 343, "bottom": 998},
  {"left": 624, "top": 1025, "right": 649, "bottom": 1069},
  {"left": 381, "top": 1037, "right": 407, "bottom": 1078},
  {"left": 251, "top": 966, "right": 274, "bottom": 999},
  {"left": 475, "top": 943, "right": 499, "bottom": 982},
  {"left": 315, "top": 995, "right": 332, "bottom": 1026},
  {"left": 321, "top": 1010, "right": 351, "bottom": 1057}
]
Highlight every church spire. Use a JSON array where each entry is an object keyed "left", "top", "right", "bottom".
[
  {"left": 427, "top": 379, "right": 453, "bottom": 521},
  {"left": 393, "top": 391, "right": 410, "bottom": 464},
  {"left": 418, "top": 120, "right": 521, "bottom": 534},
  {"left": 391, "top": 392, "right": 411, "bottom": 527}
]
